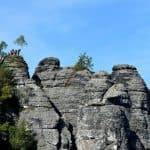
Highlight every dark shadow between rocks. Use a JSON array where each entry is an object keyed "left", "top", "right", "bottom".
[
  {"left": 68, "top": 123, "right": 77, "bottom": 150},
  {"left": 0, "top": 95, "right": 20, "bottom": 124},
  {"left": 128, "top": 130, "right": 145, "bottom": 150},
  {"left": 32, "top": 74, "right": 43, "bottom": 88},
  {"left": 107, "top": 96, "right": 131, "bottom": 108}
]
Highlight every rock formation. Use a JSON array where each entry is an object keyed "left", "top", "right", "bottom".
[{"left": 4, "top": 56, "right": 150, "bottom": 150}]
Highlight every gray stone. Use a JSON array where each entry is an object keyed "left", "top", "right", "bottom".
[
  {"left": 103, "top": 83, "right": 131, "bottom": 107},
  {"left": 77, "top": 105, "right": 129, "bottom": 150},
  {"left": 5, "top": 56, "right": 150, "bottom": 150},
  {"left": 4, "top": 56, "right": 29, "bottom": 86}
]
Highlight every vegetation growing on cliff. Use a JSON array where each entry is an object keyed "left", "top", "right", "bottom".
[
  {"left": 0, "top": 38, "right": 36, "bottom": 149},
  {"left": 0, "top": 41, "right": 8, "bottom": 51},
  {"left": 14, "top": 35, "right": 27, "bottom": 48},
  {"left": 0, "top": 35, "right": 27, "bottom": 64},
  {"left": 0, "top": 41, "right": 8, "bottom": 64},
  {"left": 0, "top": 64, "right": 13, "bottom": 102},
  {"left": 73, "top": 52, "right": 93, "bottom": 71},
  {"left": 0, "top": 64, "right": 36, "bottom": 149},
  {"left": 0, "top": 121, "right": 36, "bottom": 150},
  {"left": 9, "top": 121, "right": 36, "bottom": 150}
]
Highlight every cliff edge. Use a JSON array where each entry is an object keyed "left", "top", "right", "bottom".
[{"left": 4, "top": 56, "right": 150, "bottom": 150}]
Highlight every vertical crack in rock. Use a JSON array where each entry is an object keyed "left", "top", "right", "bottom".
[
  {"left": 55, "top": 119, "right": 64, "bottom": 150},
  {"left": 128, "top": 130, "right": 145, "bottom": 150},
  {"left": 68, "top": 123, "right": 77, "bottom": 150},
  {"left": 44, "top": 94, "right": 77, "bottom": 150}
]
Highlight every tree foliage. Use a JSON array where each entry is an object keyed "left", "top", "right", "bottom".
[
  {"left": 0, "top": 36, "right": 36, "bottom": 150},
  {"left": 0, "top": 35, "right": 27, "bottom": 64},
  {"left": 0, "top": 122, "right": 10, "bottom": 132},
  {"left": 0, "top": 64, "right": 36, "bottom": 149},
  {"left": 0, "top": 121, "right": 36, "bottom": 150},
  {"left": 73, "top": 52, "right": 94, "bottom": 71},
  {"left": 0, "top": 41, "right": 7, "bottom": 64},
  {"left": 0, "top": 64, "right": 13, "bottom": 102},
  {"left": 0, "top": 41, "right": 8, "bottom": 51},
  {"left": 9, "top": 121, "right": 35, "bottom": 150},
  {"left": 14, "top": 35, "right": 27, "bottom": 48}
]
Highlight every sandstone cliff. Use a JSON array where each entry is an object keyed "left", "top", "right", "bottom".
[{"left": 4, "top": 56, "right": 150, "bottom": 150}]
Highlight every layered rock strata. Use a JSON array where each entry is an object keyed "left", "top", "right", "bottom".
[{"left": 5, "top": 56, "right": 150, "bottom": 150}]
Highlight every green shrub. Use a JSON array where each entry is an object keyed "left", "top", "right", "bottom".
[
  {"left": 9, "top": 121, "right": 36, "bottom": 150},
  {"left": 0, "top": 121, "right": 36, "bottom": 150},
  {"left": 0, "top": 85, "right": 13, "bottom": 101},
  {"left": 73, "top": 52, "right": 93, "bottom": 71},
  {"left": 0, "top": 122, "right": 10, "bottom": 132},
  {"left": 0, "top": 64, "right": 13, "bottom": 102},
  {"left": 0, "top": 64, "right": 12, "bottom": 83}
]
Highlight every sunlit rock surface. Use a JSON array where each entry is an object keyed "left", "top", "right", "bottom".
[{"left": 6, "top": 56, "right": 150, "bottom": 150}]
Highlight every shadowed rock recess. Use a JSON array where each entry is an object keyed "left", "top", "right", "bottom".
[{"left": 4, "top": 56, "right": 150, "bottom": 150}]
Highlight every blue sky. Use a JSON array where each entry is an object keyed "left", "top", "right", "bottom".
[{"left": 0, "top": 0, "right": 150, "bottom": 87}]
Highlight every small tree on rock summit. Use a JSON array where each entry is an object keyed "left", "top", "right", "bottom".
[
  {"left": 0, "top": 41, "right": 8, "bottom": 63},
  {"left": 14, "top": 35, "right": 27, "bottom": 49},
  {"left": 74, "top": 52, "right": 94, "bottom": 71},
  {"left": 0, "top": 41, "right": 8, "bottom": 52}
]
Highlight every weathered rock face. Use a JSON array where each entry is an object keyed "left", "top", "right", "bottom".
[
  {"left": 18, "top": 80, "right": 74, "bottom": 150},
  {"left": 32, "top": 57, "right": 92, "bottom": 135},
  {"left": 4, "top": 56, "right": 29, "bottom": 86},
  {"left": 111, "top": 65, "right": 150, "bottom": 149},
  {"left": 77, "top": 105, "right": 130, "bottom": 150},
  {"left": 6, "top": 56, "right": 150, "bottom": 150}
]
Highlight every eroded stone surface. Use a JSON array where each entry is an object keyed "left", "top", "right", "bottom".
[
  {"left": 77, "top": 105, "right": 130, "bottom": 150},
  {"left": 4, "top": 55, "right": 29, "bottom": 86},
  {"left": 5, "top": 57, "right": 150, "bottom": 150}
]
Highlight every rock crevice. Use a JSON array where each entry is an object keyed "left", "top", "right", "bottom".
[{"left": 5, "top": 57, "right": 150, "bottom": 150}]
